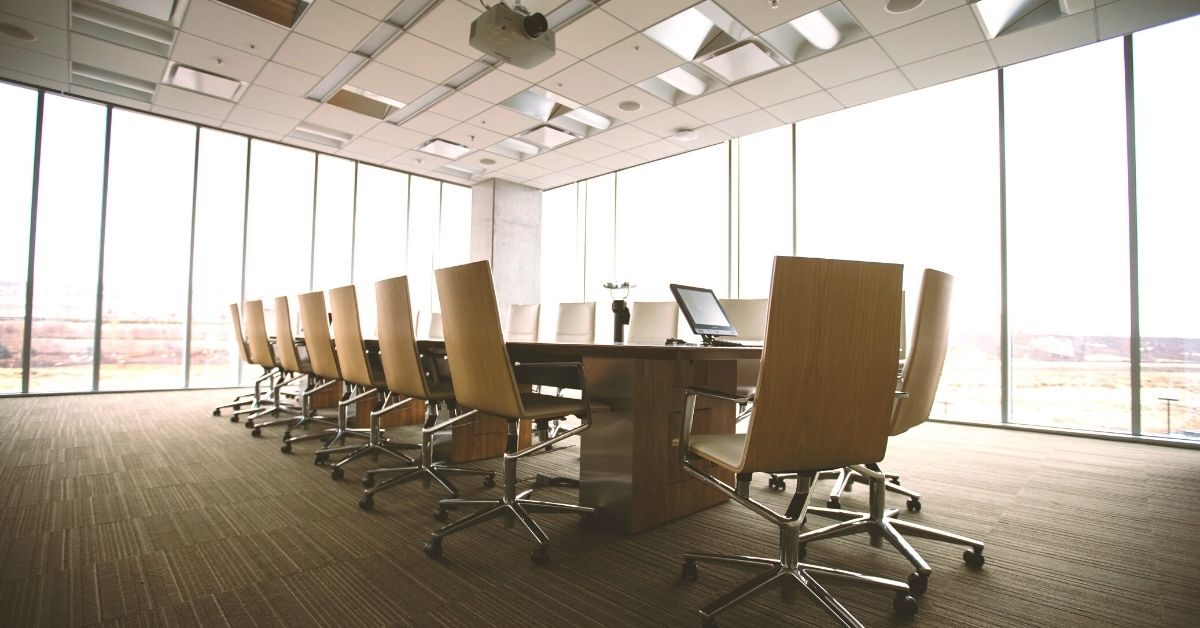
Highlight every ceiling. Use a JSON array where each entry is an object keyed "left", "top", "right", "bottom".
[{"left": 0, "top": 0, "right": 1196, "bottom": 190}]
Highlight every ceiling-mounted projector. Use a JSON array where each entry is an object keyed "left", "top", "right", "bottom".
[{"left": 470, "top": 1, "right": 555, "bottom": 69}]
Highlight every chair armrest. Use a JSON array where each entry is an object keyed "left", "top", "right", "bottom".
[
  {"left": 679, "top": 387, "right": 749, "bottom": 468},
  {"left": 513, "top": 361, "right": 592, "bottom": 416}
]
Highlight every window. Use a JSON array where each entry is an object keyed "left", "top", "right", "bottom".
[
  {"left": 1004, "top": 38, "right": 1130, "bottom": 432},
  {"left": 795, "top": 72, "right": 1001, "bottom": 422},
  {"left": 736, "top": 125, "right": 793, "bottom": 298},
  {"left": 582, "top": 175, "right": 615, "bottom": 341},
  {"left": 1134, "top": 16, "right": 1200, "bottom": 438},
  {"left": 353, "top": 164, "right": 408, "bottom": 332},
  {"left": 406, "top": 176, "right": 440, "bottom": 327},
  {"left": 0, "top": 83, "right": 38, "bottom": 392},
  {"left": 189, "top": 129, "right": 248, "bottom": 387},
  {"left": 28, "top": 95, "right": 108, "bottom": 392},
  {"left": 433, "top": 182, "right": 471, "bottom": 318},
  {"left": 99, "top": 110, "right": 196, "bottom": 389},
  {"left": 312, "top": 154, "right": 356, "bottom": 291},
  {"left": 540, "top": 183, "right": 584, "bottom": 339}
]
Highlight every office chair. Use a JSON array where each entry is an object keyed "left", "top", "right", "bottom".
[
  {"left": 273, "top": 295, "right": 339, "bottom": 450},
  {"left": 626, "top": 301, "right": 679, "bottom": 344},
  {"left": 240, "top": 299, "right": 305, "bottom": 434},
  {"left": 679, "top": 256, "right": 917, "bottom": 627},
  {"left": 505, "top": 303, "right": 540, "bottom": 342},
  {"left": 793, "top": 269, "right": 985, "bottom": 596},
  {"left": 357, "top": 276, "right": 496, "bottom": 511},
  {"left": 720, "top": 297, "right": 768, "bottom": 419},
  {"left": 424, "top": 260, "right": 594, "bottom": 565},
  {"left": 213, "top": 302, "right": 269, "bottom": 419},
  {"left": 313, "top": 284, "right": 418, "bottom": 481},
  {"left": 554, "top": 302, "right": 596, "bottom": 343}
]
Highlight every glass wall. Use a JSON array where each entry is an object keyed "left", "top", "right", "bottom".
[
  {"left": 0, "top": 83, "right": 37, "bottom": 393},
  {"left": 1133, "top": 16, "right": 1200, "bottom": 437},
  {"left": 1005, "top": 38, "right": 1131, "bottom": 433},
  {"left": 312, "top": 154, "right": 356, "bottom": 291},
  {"left": 736, "top": 125, "right": 793, "bottom": 299}
]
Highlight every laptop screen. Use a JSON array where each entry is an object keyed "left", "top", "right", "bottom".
[{"left": 669, "top": 284, "right": 738, "bottom": 338}]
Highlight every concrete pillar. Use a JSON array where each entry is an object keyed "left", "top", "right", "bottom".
[{"left": 471, "top": 178, "right": 541, "bottom": 325}]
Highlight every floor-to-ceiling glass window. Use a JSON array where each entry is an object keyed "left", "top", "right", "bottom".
[
  {"left": 189, "top": 129, "right": 248, "bottom": 387},
  {"left": 312, "top": 154, "right": 356, "bottom": 291},
  {"left": 244, "top": 140, "right": 315, "bottom": 312},
  {"left": 405, "top": 176, "right": 440, "bottom": 334},
  {"left": 540, "top": 183, "right": 584, "bottom": 339},
  {"left": 795, "top": 72, "right": 1001, "bottom": 422},
  {"left": 28, "top": 94, "right": 108, "bottom": 392},
  {"left": 433, "top": 182, "right": 471, "bottom": 324},
  {"left": 99, "top": 110, "right": 196, "bottom": 389},
  {"left": 0, "top": 83, "right": 38, "bottom": 393},
  {"left": 353, "top": 164, "right": 409, "bottom": 332},
  {"left": 1005, "top": 38, "right": 1131, "bottom": 433},
  {"left": 1134, "top": 16, "right": 1200, "bottom": 439},
  {"left": 583, "top": 175, "right": 616, "bottom": 341},
  {"left": 737, "top": 125, "right": 793, "bottom": 298}
]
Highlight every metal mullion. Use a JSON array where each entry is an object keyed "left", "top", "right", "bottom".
[
  {"left": 237, "top": 139, "right": 251, "bottom": 384},
  {"left": 728, "top": 138, "right": 738, "bottom": 298},
  {"left": 309, "top": 155, "right": 320, "bottom": 291},
  {"left": 350, "top": 163, "right": 359, "bottom": 283},
  {"left": 998, "top": 69, "right": 1011, "bottom": 425},
  {"left": 1124, "top": 35, "right": 1142, "bottom": 436},
  {"left": 20, "top": 91, "right": 46, "bottom": 394},
  {"left": 183, "top": 126, "right": 200, "bottom": 388},
  {"left": 92, "top": 106, "right": 113, "bottom": 392},
  {"left": 791, "top": 123, "right": 797, "bottom": 256}
]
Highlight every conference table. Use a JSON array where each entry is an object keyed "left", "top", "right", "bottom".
[{"left": 432, "top": 339, "right": 762, "bottom": 534}]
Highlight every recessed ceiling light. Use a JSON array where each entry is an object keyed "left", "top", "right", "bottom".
[
  {"left": 518, "top": 125, "right": 580, "bottom": 149},
  {"left": 618, "top": 100, "right": 642, "bottom": 112},
  {"left": 790, "top": 11, "right": 841, "bottom": 51},
  {"left": 672, "top": 129, "right": 698, "bottom": 142},
  {"left": 886, "top": 0, "right": 924, "bottom": 13},
  {"left": 419, "top": 138, "right": 473, "bottom": 159},
  {"left": 0, "top": 22, "right": 36, "bottom": 41},
  {"left": 164, "top": 62, "right": 248, "bottom": 101}
]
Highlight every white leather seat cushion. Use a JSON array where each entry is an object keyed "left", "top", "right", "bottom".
[{"left": 689, "top": 433, "right": 746, "bottom": 472}]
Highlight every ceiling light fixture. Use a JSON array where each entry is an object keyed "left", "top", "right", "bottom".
[
  {"left": 306, "top": 52, "right": 369, "bottom": 102},
  {"left": 618, "top": 100, "right": 642, "bottom": 112},
  {"left": 791, "top": 10, "right": 841, "bottom": 50},
  {"left": 164, "top": 62, "right": 248, "bottom": 101},
  {"left": 0, "top": 22, "right": 36, "bottom": 41},
  {"left": 672, "top": 129, "right": 698, "bottom": 142},
  {"left": 518, "top": 125, "right": 580, "bottom": 149},
  {"left": 885, "top": 0, "right": 925, "bottom": 13},
  {"left": 657, "top": 67, "right": 707, "bottom": 96},
  {"left": 419, "top": 138, "right": 473, "bottom": 159},
  {"left": 561, "top": 106, "right": 612, "bottom": 131}
]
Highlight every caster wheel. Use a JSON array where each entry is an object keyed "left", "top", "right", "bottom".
[
  {"left": 280, "top": 443, "right": 292, "bottom": 454},
  {"left": 907, "top": 498, "right": 922, "bottom": 512},
  {"left": 212, "top": 409, "right": 220, "bottom": 416},
  {"left": 964, "top": 548, "right": 985, "bottom": 569},
  {"left": 907, "top": 572, "right": 929, "bottom": 596},
  {"left": 244, "top": 420, "right": 255, "bottom": 429},
  {"left": 433, "top": 506, "right": 449, "bottom": 522},
  {"left": 361, "top": 474, "right": 375, "bottom": 488},
  {"left": 531, "top": 547, "right": 550, "bottom": 566},
  {"left": 482, "top": 475, "right": 496, "bottom": 489},
  {"left": 681, "top": 561, "right": 698, "bottom": 581},
  {"left": 534, "top": 474, "right": 549, "bottom": 488},
  {"left": 826, "top": 497, "right": 841, "bottom": 509},
  {"left": 893, "top": 594, "right": 919, "bottom": 617},
  {"left": 892, "top": 477, "right": 901, "bottom": 485},
  {"left": 358, "top": 494, "right": 374, "bottom": 511},
  {"left": 330, "top": 467, "right": 344, "bottom": 481},
  {"left": 424, "top": 537, "right": 442, "bottom": 559},
  {"left": 578, "top": 513, "right": 595, "bottom": 529},
  {"left": 314, "top": 453, "right": 328, "bottom": 466},
  {"left": 230, "top": 416, "right": 239, "bottom": 423},
  {"left": 251, "top": 428, "right": 261, "bottom": 438},
  {"left": 767, "top": 477, "right": 785, "bottom": 491}
]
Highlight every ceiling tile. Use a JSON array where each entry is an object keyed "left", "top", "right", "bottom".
[
  {"left": 713, "top": 0, "right": 829, "bottom": 34},
  {"left": 0, "top": 0, "right": 68, "bottom": 28},
  {"left": 461, "top": 68, "right": 532, "bottom": 101},
  {"left": 1097, "top": 0, "right": 1200, "bottom": 39},
  {"left": 391, "top": 150, "right": 451, "bottom": 170},
  {"left": 876, "top": 6, "right": 985, "bottom": 67},
  {"left": 223, "top": 121, "right": 283, "bottom": 141},
  {"left": 601, "top": 0, "right": 698, "bottom": 30},
  {"left": 151, "top": 104, "right": 223, "bottom": 128},
  {"left": 498, "top": 50, "right": 579, "bottom": 84},
  {"left": 456, "top": 151, "right": 517, "bottom": 172},
  {"left": 401, "top": 109, "right": 459, "bottom": 135},
  {"left": 901, "top": 42, "right": 997, "bottom": 90},
  {"left": 497, "top": 161, "right": 552, "bottom": 180},
  {"left": 629, "top": 139, "right": 687, "bottom": 161},
  {"left": 631, "top": 107, "right": 706, "bottom": 137},
  {"left": 586, "top": 33, "right": 680, "bottom": 85},
  {"left": 553, "top": 137, "right": 620, "bottom": 162},
  {"left": 225, "top": 104, "right": 300, "bottom": 135},
  {"left": 0, "top": 11, "right": 68, "bottom": 58},
  {"left": 542, "top": 61, "right": 625, "bottom": 105},
  {"left": 70, "top": 34, "right": 166, "bottom": 83},
  {"left": 523, "top": 150, "right": 584, "bottom": 172},
  {"left": 828, "top": 69, "right": 913, "bottom": 107},
  {"left": 349, "top": 60, "right": 435, "bottom": 105},
  {"left": 154, "top": 84, "right": 235, "bottom": 119},
  {"left": 988, "top": 11, "right": 1098, "bottom": 67},
  {"left": 666, "top": 124, "right": 729, "bottom": 148},
  {"left": 588, "top": 85, "right": 671, "bottom": 123},
  {"left": 304, "top": 102, "right": 378, "bottom": 135},
  {"left": 239, "top": 84, "right": 319, "bottom": 119},
  {"left": 766, "top": 91, "right": 843, "bottom": 123},
  {"left": 0, "top": 66, "right": 66, "bottom": 92},
  {"left": 362, "top": 121, "right": 428, "bottom": 148},
  {"left": 591, "top": 123, "right": 660, "bottom": 150},
  {"left": 731, "top": 65, "right": 820, "bottom": 108},
  {"left": 0, "top": 42, "right": 67, "bottom": 83},
  {"left": 407, "top": 0, "right": 484, "bottom": 60},
  {"left": 440, "top": 122, "right": 505, "bottom": 152},
  {"left": 341, "top": 136, "right": 404, "bottom": 161},
  {"left": 254, "top": 62, "right": 321, "bottom": 96},
  {"left": 467, "top": 105, "right": 539, "bottom": 136},
  {"left": 171, "top": 32, "right": 265, "bottom": 82},
  {"left": 677, "top": 88, "right": 758, "bottom": 124},
  {"left": 841, "top": 0, "right": 969, "bottom": 34},
  {"left": 713, "top": 109, "right": 783, "bottom": 137},
  {"left": 376, "top": 34, "right": 474, "bottom": 84},
  {"left": 294, "top": 0, "right": 377, "bottom": 51},
  {"left": 428, "top": 91, "right": 492, "bottom": 121},
  {"left": 68, "top": 85, "right": 151, "bottom": 111},
  {"left": 528, "top": 171, "right": 579, "bottom": 189},
  {"left": 331, "top": 0, "right": 404, "bottom": 21},
  {"left": 593, "top": 151, "right": 643, "bottom": 171},
  {"left": 559, "top": 161, "right": 611, "bottom": 180},
  {"left": 273, "top": 33, "right": 346, "bottom": 76},
  {"left": 556, "top": 8, "right": 635, "bottom": 58},
  {"left": 181, "top": 0, "right": 288, "bottom": 59},
  {"left": 284, "top": 136, "right": 341, "bottom": 153},
  {"left": 798, "top": 39, "right": 896, "bottom": 88}
]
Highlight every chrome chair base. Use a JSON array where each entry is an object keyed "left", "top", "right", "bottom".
[{"left": 313, "top": 384, "right": 415, "bottom": 481}]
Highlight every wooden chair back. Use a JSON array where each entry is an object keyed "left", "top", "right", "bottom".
[
  {"left": 741, "top": 257, "right": 903, "bottom": 473},
  {"left": 297, "top": 290, "right": 340, "bottom": 381},
  {"left": 892, "top": 269, "right": 953, "bottom": 436},
  {"left": 329, "top": 284, "right": 373, "bottom": 388},
  {"left": 720, "top": 298, "right": 768, "bottom": 342},
  {"left": 242, "top": 300, "right": 275, "bottom": 369},
  {"left": 506, "top": 303, "right": 541, "bottom": 342},
  {"left": 434, "top": 261, "right": 523, "bottom": 418},
  {"left": 375, "top": 276, "right": 429, "bottom": 398},
  {"left": 627, "top": 301, "right": 679, "bottom": 344},
  {"left": 228, "top": 303, "right": 250, "bottom": 363},
  {"left": 273, "top": 296, "right": 303, "bottom": 373},
  {"left": 555, "top": 302, "right": 596, "bottom": 343}
]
